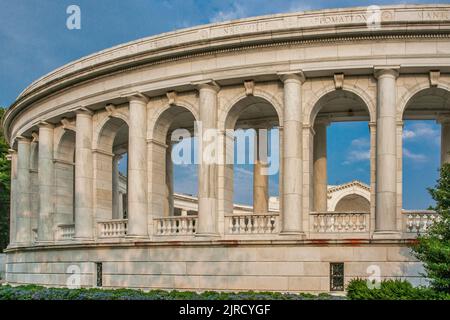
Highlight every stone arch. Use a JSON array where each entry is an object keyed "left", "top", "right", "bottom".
[
  {"left": 95, "top": 114, "right": 129, "bottom": 153},
  {"left": 221, "top": 92, "right": 281, "bottom": 215},
  {"left": 55, "top": 129, "right": 76, "bottom": 162},
  {"left": 149, "top": 103, "right": 198, "bottom": 218},
  {"left": 219, "top": 89, "right": 283, "bottom": 131},
  {"left": 334, "top": 194, "right": 370, "bottom": 212},
  {"left": 148, "top": 99, "right": 199, "bottom": 143},
  {"left": 54, "top": 128, "right": 76, "bottom": 226},
  {"left": 399, "top": 84, "right": 450, "bottom": 120},
  {"left": 399, "top": 84, "right": 450, "bottom": 210},
  {"left": 305, "top": 85, "right": 375, "bottom": 126},
  {"left": 93, "top": 115, "right": 129, "bottom": 220},
  {"left": 328, "top": 187, "right": 371, "bottom": 212}
]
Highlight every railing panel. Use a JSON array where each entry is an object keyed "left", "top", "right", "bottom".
[
  {"left": 153, "top": 216, "right": 197, "bottom": 235},
  {"left": 225, "top": 214, "right": 279, "bottom": 234},
  {"left": 403, "top": 210, "right": 439, "bottom": 233},
  {"left": 56, "top": 224, "right": 75, "bottom": 241},
  {"left": 97, "top": 219, "right": 128, "bottom": 238},
  {"left": 311, "top": 212, "right": 369, "bottom": 233}
]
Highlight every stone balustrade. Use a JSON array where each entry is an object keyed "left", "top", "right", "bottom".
[
  {"left": 311, "top": 212, "right": 369, "bottom": 233},
  {"left": 403, "top": 210, "right": 439, "bottom": 233},
  {"left": 97, "top": 219, "right": 128, "bottom": 238},
  {"left": 225, "top": 213, "right": 279, "bottom": 234},
  {"left": 56, "top": 224, "right": 75, "bottom": 241},
  {"left": 153, "top": 216, "right": 197, "bottom": 236}
]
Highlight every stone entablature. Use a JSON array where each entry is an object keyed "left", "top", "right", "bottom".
[{"left": 2, "top": 4, "right": 449, "bottom": 291}]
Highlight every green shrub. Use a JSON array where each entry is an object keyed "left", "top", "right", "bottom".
[
  {"left": 347, "top": 278, "right": 450, "bottom": 300},
  {"left": 412, "top": 163, "right": 450, "bottom": 293},
  {"left": 0, "top": 285, "right": 343, "bottom": 300}
]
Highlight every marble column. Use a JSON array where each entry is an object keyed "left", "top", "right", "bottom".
[
  {"left": 196, "top": 82, "right": 220, "bottom": 236},
  {"left": 16, "top": 136, "right": 32, "bottom": 245},
  {"left": 440, "top": 118, "right": 450, "bottom": 165},
  {"left": 253, "top": 129, "right": 269, "bottom": 214},
  {"left": 313, "top": 121, "right": 328, "bottom": 212},
  {"left": 7, "top": 149, "right": 18, "bottom": 245},
  {"left": 118, "top": 192, "right": 124, "bottom": 219},
  {"left": 37, "top": 122, "right": 55, "bottom": 242},
  {"left": 280, "top": 72, "right": 305, "bottom": 235},
  {"left": 166, "top": 139, "right": 174, "bottom": 216},
  {"left": 374, "top": 68, "right": 399, "bottom": 237},
  {"left": 112, "top": 155, "right": 121, "bottom": 219},
  {"left": 74, "top": 108, "right": 94, "bottom": 240},
  {"left": 127, "top": 95, "right": 148, "bottom": 238}
]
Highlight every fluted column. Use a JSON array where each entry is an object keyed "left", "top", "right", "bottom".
[
  {"left": 112, "top": 155, "right": 121, "bottom": 219},
  {"left": 196, "top": 81, "right": 220, "bottom": 236},
  {"left": 74, "top": 108, "right": 94, "bottom": 240},
  {"left": 280, "top": 72, "right": 305, "bottom": 235},
  {"left": 7, "top": 149, "right": 18, "bottom": 245},
  {"left": 313, "top": 121, "right": 328, "bottom": 212},
  {"left": 440, "top": 117, "right": 450, "bottom": 165},
  {"left": 37, "top": 122, "right": 55, "bottom": 242},
  {"left": 16, "top": 137, "right": 32, "bottom": 245},
  {"left": 127, "top": 95, "right": 149, "bottom": 238},
  {"left": 253, "top": 129, "right": 269, "bottom": 214},
  {"left": 374, "top": 68, "right": 399, "bottom": 237}
]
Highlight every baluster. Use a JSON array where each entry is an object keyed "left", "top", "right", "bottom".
[
  {"left": 415, "top": 215, "right": 421, "bottom": 233},
  {"left": 319, "top": 215, "right": 325, "bottom": 232}
]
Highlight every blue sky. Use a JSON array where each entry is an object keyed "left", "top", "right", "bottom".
[{"left": 1, "top": 0, "right": 446, "bottom": 208}]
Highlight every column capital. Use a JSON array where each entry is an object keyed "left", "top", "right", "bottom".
[
  {"left": 61, "top": 118, "right": 76, "bottom": 132},
  {"left": 75, "top": 107, "right": 94, "bottom": 117},
  {"left": 6, "top": 149, "right": 16, "bottom": 161},
  {"left": 278, "top": 70, "right": 306, "bottom": 83},
  {"left": 38, "top": 121, "right": 54, "bottom": 130},
  {"left": 16, "top": 136, "right": 31, "bottom": 144},
  {"left": 437, "top": 114, "right": 450, "bottom": 124},
  {"left": 192, "top": 79, "right": 220, "bottom": 92},
  {"left": 374, "top": 66, "right": 400, "bottom": 79},
  {"left": 314, "top": 117, "right": 331, "bottom": 127},
  {"left": 126, "top": 92, "right": 149, "bottom": 104},
  {"left": 31, "top": 132, "right": 39, "bottom": 143}
]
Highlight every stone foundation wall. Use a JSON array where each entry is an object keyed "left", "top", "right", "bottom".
[
  {"left": 0, "top": 254, "right": 5, "bottom": 280},
  {"left": 4, "top": 242, "right": 426, "bottom": 292}
]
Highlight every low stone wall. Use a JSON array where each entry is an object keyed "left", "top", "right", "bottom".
[
  {"left": 0, "top": 253, "right": 5, "bottom": 280},
  {"left": 4, "top": 242, "right": 426, "bottom": 292}
]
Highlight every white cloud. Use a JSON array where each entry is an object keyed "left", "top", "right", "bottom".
[
  {"left": 343, "top": 137, "right": 370, "bottom": 164},
  {"left": 343, "top": 150, "right": 370, "bottom": 165},
  {"left": 350, "top": 137, "right": 370, "bottom": 148},
  {"left": 403, "top": 148, "right": 427, "bottom": 162},
  {"left": 402, "top": 122, "right": 439, "bottom": 141},
  {"left": 210, "top": 3, "right": 247, "bottom": 23}
]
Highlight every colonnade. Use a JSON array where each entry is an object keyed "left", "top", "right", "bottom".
[{"left": 7, "top": 68, "right": 450, "bottom": 245}]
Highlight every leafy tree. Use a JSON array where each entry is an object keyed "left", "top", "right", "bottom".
[
  {"left": 412, "top": 163, "right": 450, "bottom": 293},
  {"left": 0, "top": 107, "right": 11, "bottom": 250}
]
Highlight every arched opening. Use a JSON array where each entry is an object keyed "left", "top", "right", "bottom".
[
  {"left": 225, "top": 96, "right": 280, "bottom": 214},
  {"left": 96, "top": 117, "right": 129, "bottom": 220},
  {"left": 335, "top": 194, "right": 370, "bottom": 212},
  {"left": 54, "top": 129, "right": 76, "bottom": 225},
  {"left": 401, "top": 87, "right": 450, "bottom": 210},
  {"left": 29, "top": 138, "right": 39, "bottom": 239},
  {"left": 311, "top": 90, "right": 372, "bottom": 213},
  {"left": 151, "top": 105, "right": 197, "bottom": 217}
]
